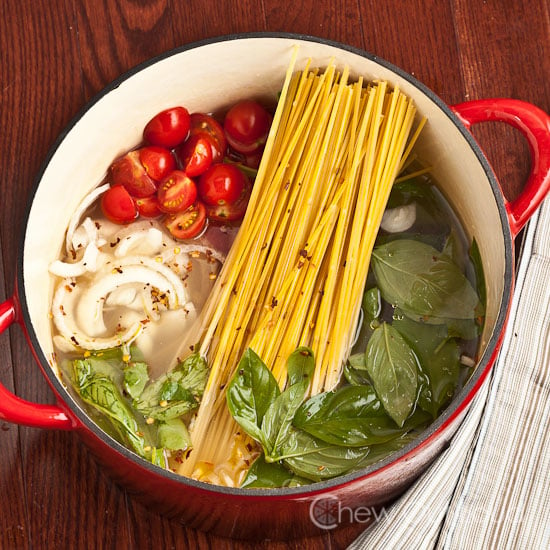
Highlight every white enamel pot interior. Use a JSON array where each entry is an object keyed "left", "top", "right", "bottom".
[{"left": 16, "top": 33, "right": 547, "bottom": 539}]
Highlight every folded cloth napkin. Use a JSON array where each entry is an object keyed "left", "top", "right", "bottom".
[{"left": 350, "top": 199, "right": 550, "bottom": 550}]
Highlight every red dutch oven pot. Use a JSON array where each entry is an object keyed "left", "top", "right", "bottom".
[{"left": 1, "top": 34, "right": 549, "bottom": 540}]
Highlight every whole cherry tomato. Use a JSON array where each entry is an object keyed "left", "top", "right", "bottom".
[
  {"left": 223, "top": 100, "right": 272, "bottom": 154},
  {"left": 205, "top": 183, "right": 251, "bottom": 222},
  {"left": 139, "top": 146, "right": 176, "bottom": 182},
  {"left": 164, "top": 202, "right": 207, "bottom": 240},
  {"left": 143, "top": 106, "right": 190, "bottom": 148},
  {"left": 176, "top": 135, "right": 213, "bottom": 177},
  {"left": 197, "top": 163, "right": 248, "bottom": 207},
  {"left": 189, "top": 113, "right": 227, "bottom": 163},
  {"left": 101, "top": 185, "right": 138, "bottom": 224},
  {"left": 109, "top": 150, "right": 157, "bottom": 198},
  {"left": 157, "top": 170, "right": 197, "bottom": 213}
]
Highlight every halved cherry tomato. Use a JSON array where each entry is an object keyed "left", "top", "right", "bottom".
[
  {"left": 224, "top": 100, "right": 272, "bottom": 154},
  {"left": 134, "top": 195, "right": 162, "bottom": 218},
  {"left": 175, "top": 135, "right": 212, "bottom": 177},
  {"left": 197, "top": 163, "right": 248, "bottom": 207},
  {"left": 189, "top": 113, "right": 227, "bottom": 163},
  {"left": 101, "top": 185, "right": 138, "bottom": 224},
  {"left": 110, "top": 150, "right": 157, "bottom": 198},
  {"left": 139, "top": 146, "right": 176, "bottom": 182},
  {"left": 164, "top": 201, "right": 207, "bottom": 240},
  {"left": 157, "top": 170, "right": 197, "bottom": 213},
  {"left": 143, "top": 106, "right": 190, "bottom": 148}
]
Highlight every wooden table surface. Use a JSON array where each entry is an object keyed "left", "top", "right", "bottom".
[{"left": 1, "top": 1, "right": 548, "bottom": 548}]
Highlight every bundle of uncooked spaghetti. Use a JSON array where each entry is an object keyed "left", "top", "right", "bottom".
[{"left": 179, "top": 51, "right": 424, "bottom": 481}]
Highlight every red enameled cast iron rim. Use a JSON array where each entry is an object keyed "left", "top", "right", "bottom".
[{"left": 16, "top": 32, "right": 514, "bottom": 497}]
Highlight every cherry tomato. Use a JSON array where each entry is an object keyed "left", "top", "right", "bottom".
[
  {"left": 134, "top": 195, "right": 162, "bottom": 218},
  {"left": 197, "top": 163, "right": 248, "bottom": 207},
  {"left": 164, "top": 201, "right": 207, "bottom": 240},
  {"left": 139, "top": 146, "right": 176, "bottom": 182},
  {"left": 224, "top": 100, "right": 272, "bottom": 154},
  {"left": 143, "top": 106, "right": 190, "bottom": 148},
  {"left": 101, "top": 185, "right": 138, "bottom": 224},
  {"left": 189, "top": 113, "right": 227, "bottom": 163},
  {"left": 157, "top": 170, "right": 198, "bottom": 213},
  {"left": 175, "top": 135, "right": 213, "bottom": 177},
  {"left": 205, "top": 177, "right": 251, "bottom": 222},
  {"left": 109, "top": 150, "right": 157, "bottom": 198}
]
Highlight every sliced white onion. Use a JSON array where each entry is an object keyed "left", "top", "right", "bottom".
[
  {"left": 52, "top": 279, "right": 143, "bottom": 351},
  {"left": 104, "top": 285, "right": 139, "bottom": 307},
  {"left": 49, "top": 242, "right": 101, "bottom": 277},
  {"left": 106, "top": 256, "right": 189, "bottom": 306},
  {"left": 380, "top": 202, "right": 417, "bottom": 233},
  {"left": 114, "top": 227, "right": 164, "bottom": 257},
  {"left": 65, "top": 183, "right": 110, "bottom": 255}
]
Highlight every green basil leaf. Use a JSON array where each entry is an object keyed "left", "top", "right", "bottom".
[
  {"left": 294, "top": 385, "right": 430, "bottom": 446},
  {"left": 362, "top": 287, "right": 382, "bottom": 322},
  {"left": 136, "top": 352, "right": 207, "bottom": 420},
  {"left": 393, "top": 314, "right": 460, "bottom": 417},
  {"left": 123, "top": 361, "right": 149, "bottom": 400},
  {"left": 343, "top": 360, "right": 371, "bottom": 386},
  {"left": 226, "top": 348, "right": 280, "bottom": 448},
  {"left": 241, "top": 454, "right": 308, "bottom": 488},
  {"left": 356, "top": 431, "right": 421, "bottom": 469},
  {"left": 172, "top": 353, "right": 209, "bottom": 397},
  {"left": 157, "top": 418, "right": 191, "bottom": 451},
  {"left": 262, "top": 378, "right": 309, "bottom": 456},
  {"left": 372, "top": 239, "right": 481, "bottom": 320},
  {"left": 72, "top": 359, "right": 148, "bottom": 457},
  {"left": 279, "top": 428, "right": 370, "bottom": 481},
  {"left": 286, "top": 346, "right": 315, "bottom": 386},
  {"left": 365, "top": 323, "right": 418, "bottom": 427},
  {"left": 141, "top": 393, "right": 198, "bottom": 421},
  {"left": 294, "top": 386, "right": 391, "bottom": 446}
]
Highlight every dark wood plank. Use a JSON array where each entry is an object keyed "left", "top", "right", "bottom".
[
  {"left": 452, "top": 0, "right": 550, "bottom": 202},
  {"left": 75, "top": 0, "right": 175, "bottom": 99}
]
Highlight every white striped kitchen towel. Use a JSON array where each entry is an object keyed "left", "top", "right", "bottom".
[{"left": 350, "top": 198, "right": 550, "bottom": 550}]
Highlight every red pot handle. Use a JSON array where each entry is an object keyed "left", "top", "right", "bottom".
[
  {"left": 451, "top": 98, "right": 550, "bottom": 238},
  {"left": 0, "top": 297, "right": 74, "bottom": 429}
]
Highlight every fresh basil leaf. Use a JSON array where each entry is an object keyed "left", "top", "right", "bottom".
[
  {"left": 348, "top": 352, "right": 367, "bottom": 370},
  {"left": 286, "top": 346, "right": 315, "bottom": 387},
  {"left": 262, "top": 348, "right": 314, "bottom": 455},
  {"left": 356, "top": 431, "right": 421, "bottom": 469},
  {"left": 279, "top": 428, "right": 370, "bottom": 481},
  {"left": 294, "top": 385, "right": 430, "bottom": 446},
  {"left": 343, "top": 360, "right": 371, "bottom": 386},
  {"left": 262, "top": 377, "right": 309, "bottom": 456},
  {"left": 393, "top": 314, "right": 460, "bottom": 417},
  {"left": 141, "top": 393, "right": 198, "bottom": 421},
  {"left": 172, "top": 353, "right": 209, "bottom": 397},
  {"left": 72, "top": 359, "right": 148, "bottom": 457},
  {"left": 372, "top": 239, "right": 481, "bottom": 321},
  {"left": 123, "top": 361, "right": 149, "bottom": 400},
  {"left": 136, "top": 352, "right": 207, "bottom": 420},
  {"left": 157, "top": 418, "right": 191, "bottom": 451},
  {"left": 226, "top": 348, "right": 280, "bottom": 448},
  {"left": 365, "top": 323, "right": 418, "bottom": 427},
  {"left": 241, "top": 454, "right": 306, "bottom": 488},
  {"left": 362, "top": 287, "right": 382, "bottom": 322}
]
